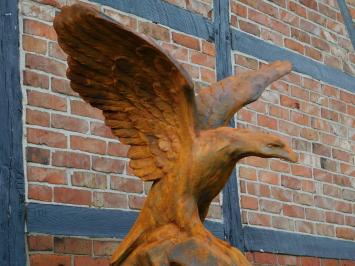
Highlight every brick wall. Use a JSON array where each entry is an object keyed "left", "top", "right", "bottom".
[
  {"left": 345, "top": 0, "right": 355, "bottom": 22},
  {"left": 20, "top": 0, "right": 354, "bottom": 265}
]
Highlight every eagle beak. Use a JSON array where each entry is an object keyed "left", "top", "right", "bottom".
[{"left": 281, "top": 147, "right": 298, "bottom": 163}]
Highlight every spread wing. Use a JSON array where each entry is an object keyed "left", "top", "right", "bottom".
[
  {"left": 54, "top": 4, "right": 198, "bottom": 181},
  {"left": 196, "top": 61, "right": 292, "bottom": 129}
]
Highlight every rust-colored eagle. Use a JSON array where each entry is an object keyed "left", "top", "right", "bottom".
[{"left": 54, "top": 4, "right": 297, "bottom": 266}]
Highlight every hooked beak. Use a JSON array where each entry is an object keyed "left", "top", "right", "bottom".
[{"left": 279, "top": 147, "right": 298, "bottom": 163}]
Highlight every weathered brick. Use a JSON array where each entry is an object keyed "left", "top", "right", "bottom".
[
  {"left": 52, "top": 151, "right": 90, "bottom": 169},
  {"left": 51, "top": 114, "right": 89, "bottom": 133},
  {"left": 54, "top": 237, "right": 92, "bottom": 255},
  {"left": 72, "top": 171, "right": 107, "bottom": 189},
  {"left": 93, "top": 192, "right": 128, "bottom": 208},
  {"left": 54, "top": 187, "right": 91, "bottom": 205},
  {"left": 26, "top": 54, "right": 66, "bottom": 77},
  {"left": 26, "top": 146, "right": 50, "bottom": 164},
  {"left": 30, "top": 254, "right": 71, "bottom": 266},
  {"left": 27, "top": 128, "right": 67, "bottom": 148},
  {"left": 27, "top": 166, "right": 66, "bottom": 184},
  {"left": 172, "top": 32, "right": 200, "bottom": 50},
  {"left": 70, "top": 135, "right": 106, "bottom": 154},
  {"left": 28, "top": 235, "right": 53, "bottom": 251},
  {"left": 28, "top": 184, "right": 52, "bottom": 201},
  {"left": 27, "top": 90, "right": 67, "bottom": 111}
]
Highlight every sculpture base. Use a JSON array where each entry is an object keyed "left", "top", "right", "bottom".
[{"left": 119, "top": 224, "right": 251, "bottom": 266}]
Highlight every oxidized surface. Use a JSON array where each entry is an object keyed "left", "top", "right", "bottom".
[{"left": 54, "top": 5, "right": 297, "bottom": 265}]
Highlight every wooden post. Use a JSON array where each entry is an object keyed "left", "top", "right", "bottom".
[
  {"left": 214, "top": 0, "right": 244, "bottom": 250},
  {"left": 0, "top": 0, "right": 26, "bottom": 265}
]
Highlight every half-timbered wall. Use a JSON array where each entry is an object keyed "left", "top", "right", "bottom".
[{"left": 0, "top": 0, "right": 354, "bottom": 265}]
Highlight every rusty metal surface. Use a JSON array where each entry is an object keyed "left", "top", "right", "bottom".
[{"left": 54, "top": 4, "right": 296, "bottom": 265}]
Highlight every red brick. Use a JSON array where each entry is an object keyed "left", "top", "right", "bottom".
[
  {"left": 271, "top": 187, "right": 293, "bottom": 202},
  {"left": 30, "top": 254, "right": 71, "bottom": 266},
  {"left": 283, "top": 204, "right": 304, "bottom": 218},
  {"left": 23, "top": 19, "right": 57, "bottom": 40},
  {"left": 305, "top": 46, "right": 322, "bottom": 60},
  {"left": 23, "top": 70, "right": 49, "bottom": 90},
  {"left": 28, "top": 235, "right": 53, "bottom": 251},
  {"left": 254, "top": 252, "right": 277, "bottom": 264},
  {"left": 191, "top": 50, "right": 215, "bottom": 69},
  {"left": 289, "top": 1, "right": 307, "bottom": 17},
  {"left": 92, "top": 156, "right": 125, "bottom": 174},
  {"left": 54, "top": 187, "right": 91, "bottom": 205},
  {"left": 279, "top": 120, "right": 300, "bottom": 136},
  {"left": 315, "top": 196, "right": 334, "bottom": 210},
  {"left": 54, "top": 237, "right": 92, "bottom": 255},
  {"left": 23, "top": 35, "right": 47, "bottom": 55},
  {"left": 72, "top": 171, "right": 107, "bottom": 189},
  {"left": 90, "top": 122, "right": 116, "bottom": 139},
  {"left": 51, "top": 114, "right": 89, "bottom": 133},
  {"left": 270, "top": 159, "right": 290, "bottom": 173},
  {"left": 49, "top": 41, "right": 67, "bottom": 60},
  {"left": 239, "top": 166, "right": 257, "bottom": 181},
  {"left": 258, "top": 170, "right": 280, "bottom": 185},
  {"left": 93, "top": 192, "right": 128, "bottom": 208},
  {"left": 52, "top": 151, "right": 90, "bottom": 169},
  {"left": 239, "top": 20, "right": 260, "bottom": 36},
  {"left": 201, "top": 40, "right": 215, "bottom": 56},
  {"left": 26, "top": 146, "right": 50, "bottom": 164},
  {"left": 28, "top": 184, "right": 52, "bottom": 201},
  {"left": 322, "top": 259, "right": 340, "bottom": 266},
  {"left": 27, "top": 128, "right": 67, "bottom": 148},
  {"left": 70, "top": 135, "right": 106, "bottom": 154},
  {"left": 128, "top": 195, "right": 146, "bottom": 210},
  {"left": 260, "top": 199, "right": 282, "bottom": 214},
  {"left": 277, "top": 254, "right": 298, "bottom": 265},
  {"left": 248, "top": 212, "right": 271, "bottom": 226},
  {"left": 138, "top": 22, "right": 170, "bottom": 42},
  {"left": 201, "top": 67, "right": 216, "bottom": 83},
  {"left": 272, "top": 216, "right": 294, "bottom": 230},
  {"left": 27, "top": 90, "right": 67, "bottom": 111},
  {"left": 107, "top": 142, "right": 129, "bottom": 157},
  {"left": 111, "top": 176, "right": 143, "bottom": 193},
  {"left": 326, "top": 212, "right": 345, "bottom": 225},
  {"left": 280, "top": 95, "right": 300, "bottom": 109},
  {"left": 27, "top": 166, "right": 66, "bottom": 184},
  {"left": 281, "top": 175, "right": 301, "bottom": 190},
  {"left": 313, "top": 143, "right": 331, "bottom": 157},
  {"left": 291, "top": 165, "right": 312, "bottom": 178},
  {"left": 301, "top": 256, "right": 321, "bottom": 266},
  {"left": 74, "top": 256, "right": 110, "bottom": 266},
  {"left": 70, "top": 100, "right": 104, "bottom": 120},
  {"left": 332, "top": 149, "right": 351, "bottom": 162},
  {"left": 285, "top": 38, "right": 304, "bottom": 54},
  {"left": 323, "top": 184, "right": 340, "bottom": 198},
  {"left": 296, "top": 221, "right": 314, "bottom": 234},
  {"left": 241, "top": 195, "right": 258, "bottom": 210},
  {"left": 26, "top": 54, "right": 66, "bottom": 77},
  {"left": 93, "top": 240, "right": 119, "bottom": 256},
  {"left": 26, "top": 109, "right": 50, "bottom": 126},
  {"left": 257, "top": 114, "right": 277, "bottom": 129},
  {"left": 172, "top": 32, "right": 200, "bottom": 50},
  {"left": 336, "top": 227, "right": 355, "bottom": 240},
  {"left": 51, "top": 77, "right": 78, "bottom": 96},
  {"left": 247, "top": 182, "right": 270, "bottom": 197}
]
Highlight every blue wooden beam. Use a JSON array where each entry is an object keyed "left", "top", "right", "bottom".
[
  {"left": 337, "top": 0, "right": 355, "bottom": 48},
  {"left": 213, "top": 0, "right": 244, "bottom": 250},
  {"left": 26, "top": 203, "right": 224, "bottom": 240},
  {"left": 94, "top": 0, "right": 214, "bottom": 41},
  {"left": 244, "top": 226, "right": 355, "bottom": 260},
  {"left": 0, "top": 0, "right": 26, "bottom": 265},
  {"left": 231, "top": 29, "right": 355, "bottom": 91}
]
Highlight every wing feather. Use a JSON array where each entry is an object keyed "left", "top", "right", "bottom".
[{"left": 54, "top": 4, "right": 197, "bottom": 181}]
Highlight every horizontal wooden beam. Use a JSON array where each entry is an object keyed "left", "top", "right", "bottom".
[
  {"left": 26, "top": 203, "right": 224, "bottom": 240},
  {"left": 243, "top": 226, "right": 355, "bottom": 260},
  {"left": 231, "top": 29, "right": 355, "bottom": 92},
  {"left": 94, "top": 0, "right": 214, "bottom": 41}
]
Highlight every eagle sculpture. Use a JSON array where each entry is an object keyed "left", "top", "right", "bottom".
[{"left": 54, "top": 4, "right": 297, "bottom": 266}]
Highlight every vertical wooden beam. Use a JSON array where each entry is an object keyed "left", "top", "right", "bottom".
[
  {"left": 0, "top": 0, "right": 26, "bottom": 265},
  {"left": 213, "top": 0, "right": 244, "bottom": 250},
  {"left": 337, "top": 0, "right": 355, "bottom": 48}
]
